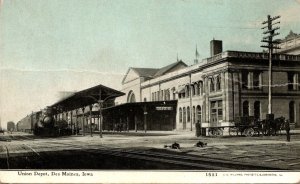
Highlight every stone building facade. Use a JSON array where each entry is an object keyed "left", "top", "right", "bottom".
[
  {"left": 275, "top": 30, "right": 300, "bottom": 55},
  {"left": 117, "top": 40, "right": 300, "bottom": 133}
]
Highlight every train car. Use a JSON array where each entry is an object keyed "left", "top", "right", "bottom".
[
  {"left": 17, "top": 114, "right": 34, "bottom": 133},
  {"left": 7, "top": 121, "right": 15, "bottom": 132}
]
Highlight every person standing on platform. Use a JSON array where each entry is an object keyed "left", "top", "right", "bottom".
[
  {"left": 195, "top": 121, "right": 201, "bottom": 137},
  {"left": 285, "top": 120, "right": 291, "bottom": 142}
]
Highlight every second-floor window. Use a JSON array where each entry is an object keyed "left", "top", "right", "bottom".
[
  {"left": 216, "top": 75, "right": 221, "bottom": 91},
  {"left": 253, "top": 72, "right": 261, "bottom": 90},
  {"left": 288, "top": 73, "right": 299, "bottom": 91},
  {"left": 210, "top": 78, "right": 215, "bottom": 92},
  {"left": 242, "top": 71, "right": 249, "bottom": 89}
]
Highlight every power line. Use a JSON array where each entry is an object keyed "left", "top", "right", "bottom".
[{"left": 260, "top": 14, "right": 281, "bottom": 119}]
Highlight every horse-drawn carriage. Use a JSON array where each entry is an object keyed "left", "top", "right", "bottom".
[{"left": 207, "top": 116, "right": 287, "bottom": 137}]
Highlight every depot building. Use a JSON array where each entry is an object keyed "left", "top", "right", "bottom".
[{"left": 116, "top": 39, "right": 300, "bottom": 134}]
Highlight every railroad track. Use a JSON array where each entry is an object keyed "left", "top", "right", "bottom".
[
  {"left": 44, "top": 141, "right": 278, "bottom": 170},
  {"left": 3, "top": 143, "right": 48, "bottom": 169}
]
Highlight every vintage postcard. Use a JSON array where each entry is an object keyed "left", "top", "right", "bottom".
[{"left": 0, "top": 0, "right": 300, "bottom": 183}]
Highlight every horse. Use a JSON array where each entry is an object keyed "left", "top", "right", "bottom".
[
  {"left": 271, "top": 116, "right": 285, "bottom": 136},
  {"left": 257, "top": 119, "right": 269, "bottom": 136}
]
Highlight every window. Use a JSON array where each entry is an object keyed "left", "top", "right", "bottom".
[
  {"left": 217, "top": 101, "right": 223, "bottom": 121},
  {"left": 183, "top": 107, "right": 186, "bottom": 123},
  {"left": 210, "top": 78, "right": 215, "bottom": 92},
  {"left": 253, "top": 72, "right": 261, "bottom": 90},
  {"left": 199, "top": 81, "right": 203, "bottom": 95},
  {"left": 191, "top": 84, "right": 195, "bottom": 96},
  {"left": 210, "top": 100, "right": 222, "bottom": 126},
  {"left": 179, "top": 108, "right": 182, "bottom": 123},
  {"left": 127, "top": 90, "right": 136, "bottom": 103},
  {"left": 193, "top": 106, "right": 195, "bottom": 124},
  {"left": 243, "top": 101, "right": 249, "bottom": 117},
  {"left": 289, "top": 101, "right": 295, "bottom": 123},
  {"left": 288, "top": 73, "right": 294, "bottom": 91},
  {"left": 172, "top": 87, "right": 176, "bottom": 100},
  {"left": 196, "top": 105, "right": 201, "bottom": 123},
  {"left": 144, "top": 98, "right": 147, "bottom": 102},
  {"left": 152, "top": 93, "right": 154, "bottom": 101},
  {"left": 187, "top": 106, "right": 190, "bottom": 122},
  {"left": 194, "top": 83, "right": 199, "bottom": 95},
  {"left": 216, "top": 75, "right": 221, "bottom": 91},
  {"left": 288, "top": 73, "right": 299, "bottom": 91},
  {"left": 254, "top": 101, "right": 261, "bottom": 120},
  {"left": 186, "top": 85, "right": 190, "bottom": 98},
  {"left": 242, "top": 71, "right": 248, "bottom": 89}
]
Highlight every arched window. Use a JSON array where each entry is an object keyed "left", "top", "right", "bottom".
[
  {"left": 127, "top": 90, "right": 136, "bottom": 103},
  {"left": 289, "top": 101, "right": 295, "bottom": 123},
  {"left": 216, "top": 75, "right": 221, "bottom": 91},
  {"left": 254, "top": 101, "right": 261, "bottom": 120},
  {"left": 210, "top": 78, "right": 215, "bottom": 92},
  {"left": 172, "top": 87, "right": 176, "bottom": 100},
  {"left": 196, "top": 105, "right": 202, "bottom": 123},
  {"left": 193, "top": 106, "right": 195, "bottom": 124},
  {"left": 187, "top": 106, "right": 190, "bottom": 122},
  {"left": 179, "top": 108, "right": 182, "bottom": 123},
  {"left": 183, "top": 107, "right": 186, "bottom": 123},
  {"left": 144, "top": 98, "right": 147, "bottom": 102},
  {"left": 199, "top": 81, "right": 203, "bottom": 95},
  {"left": 191, "top": 84, "right": 195, "bottom": 96},
  {"left": 243, "top": 101, "right": 249, "bottom": 117},
  {"left": 194, "top": 83, "right": 199, "bottom": 95},
  {"left": 185, "top": 85, "right": 190, "bottom": 98},
  {"left": 167, "top": 89, "right": 170, "bottom": 100}
]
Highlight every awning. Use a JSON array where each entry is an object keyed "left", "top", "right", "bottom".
[{"left": 50, "top": 84, "right": 125, "bottom": 112}]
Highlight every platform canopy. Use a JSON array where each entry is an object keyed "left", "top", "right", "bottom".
[{"left": 50, "top": 84, "right": 125, "bottom": 113}]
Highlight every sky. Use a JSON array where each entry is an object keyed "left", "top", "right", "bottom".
[{"left": 0, "top": 0, "right": 300, "bottom": 128}]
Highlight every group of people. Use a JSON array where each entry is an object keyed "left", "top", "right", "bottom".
[{"left": 113, "top": 122, "right": 128, "bottom": 132}]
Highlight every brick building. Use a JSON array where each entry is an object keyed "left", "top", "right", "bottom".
[{"left": 116, "top": 40, "right": 300, "bottom": 134}]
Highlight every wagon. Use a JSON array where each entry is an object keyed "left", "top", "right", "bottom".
[
  {"left": 228, "top": 116, "right": 261, "bottom": 137},
  {"left": 207, "top": 116, "right": 262, "bottom": 137}
]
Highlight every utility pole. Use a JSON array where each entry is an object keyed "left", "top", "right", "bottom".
[{"left": 261, "top": 15, "right": 280, "bottom": 120}]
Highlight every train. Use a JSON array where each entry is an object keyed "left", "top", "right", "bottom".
[{"left": 17, "top": 107, "right": 72, "bottom": 137}]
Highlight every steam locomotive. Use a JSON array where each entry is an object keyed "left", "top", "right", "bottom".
[
  {"left": 18, "top": 107, "right": 72, "bottom": 137},
  {"left": 34, "top": 107, "right": 72, "bottom": 136}
]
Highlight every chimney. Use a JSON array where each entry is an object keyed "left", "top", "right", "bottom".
[{"left": 210, "top": 39, "right": 223, "bottom": 57}]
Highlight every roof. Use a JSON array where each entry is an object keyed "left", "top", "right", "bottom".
[
  {"left": 122, "top": 61, "right": 188, "bottom": 84},
  {"left": 131, "top": 68, "right": 159, "bottom": 77},
  {"left": 121, "top": 67, "right": 159, "bottom": 84},
  {"left": 154, "top": 60, "right": 187, "bottom": 77},
  {"left": 78, "top": 100, "right": 178, "bottom": 116},
  {"left": 51, "top": 84, "right": 125, "bottom": 112}
]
